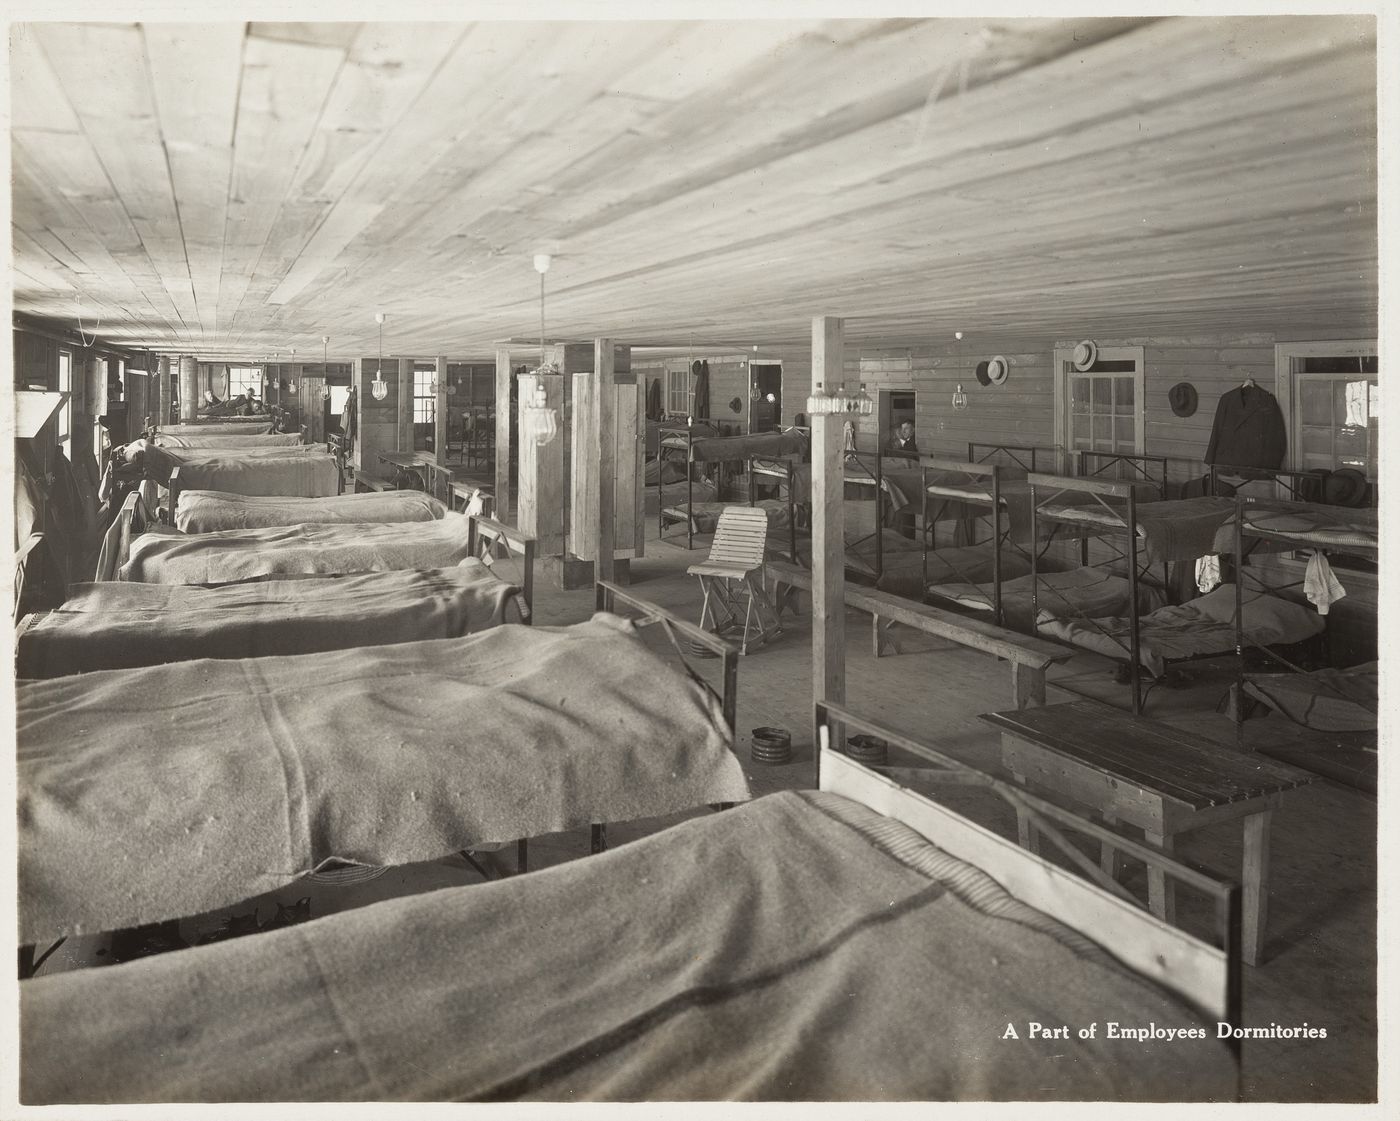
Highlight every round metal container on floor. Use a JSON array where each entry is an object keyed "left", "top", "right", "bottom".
[{"left": 750, "top": 726, "right": 793, "bottom": 766}]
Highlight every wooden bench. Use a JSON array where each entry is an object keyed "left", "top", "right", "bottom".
[
  {"left": 766, "top": 559, "right": 1071, "bottom": 708},
  {"left": 982, "top": 700, "right": 1314, "bottom": 967}
]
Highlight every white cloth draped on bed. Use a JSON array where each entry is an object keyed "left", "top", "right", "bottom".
[
  {"left": 19, "top": 790, "right": 1236, "bottom": 1103},
  {"left": 17, "top": 561, "right": 523, "bottom": 677},
  {"left": 17, "top": 614, "right": 747, "bottom": 943},
  {"left": 1036, "top": 584, "right": 1325, "bottom": 676},
  {"left": 120, "top": 511, "right": 476, "bottom": 584},
  {"left": 175, "top": 488, "right": 447, "bottom": 533}
]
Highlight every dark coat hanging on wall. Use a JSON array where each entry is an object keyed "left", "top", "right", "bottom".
[
  {"left": 1204, "top": 384, "right": 1287, "bottom": 469},
  {"left": 692, "top": 360, "right": 710, "bottom": 420},
  {"left": 645, "top": 377, "right": 662, "bottom": 421}
]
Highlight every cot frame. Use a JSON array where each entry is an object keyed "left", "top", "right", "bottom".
[
  {"left": 1225, "top": 494, "right": 1378, "bottom": 742},
  {"left": 468, "top": 515, "right": 536, "bottom": 621},
  {"left": 816, "top": 701, "right": 1241, "bottom": 1050},
  {"left": 917, "top": 456, "right": 1009, "bottom": 626},
  {"left": 168, "top": 452, "right": 346, "bottom": 519},
  {"left": 746, "top": 454, "right": 802, "bottom": 565}
]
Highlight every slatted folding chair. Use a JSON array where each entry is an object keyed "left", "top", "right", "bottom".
[{"left": 686, "top": 506, "right": 782, "bottom": 655}]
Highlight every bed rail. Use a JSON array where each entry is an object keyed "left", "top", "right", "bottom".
[
  {"left": 94, "top": 489, "right": 160, "bottom": 581},
  {"left": 468, "top": 515, "right": 535, "bottom": 620},
  {"left": 968, "top": 441, "right": 1056, "bottom": 473},
  {"left": 815, "top": 701, "right": 1241, "bottom": 1039},
  {"left": 1077, "top": 450, "right": 1167, "bottom": 497},
  {"left": 596, "top": 580, "right": 738, "bottom": 735}
]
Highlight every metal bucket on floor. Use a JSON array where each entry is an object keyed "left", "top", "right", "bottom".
[
  {"left": 750, "top": 726, "right": 793, "bottom": 766},
  {"left": 846, "top": 734, "right": 888, "bottom": 766}
]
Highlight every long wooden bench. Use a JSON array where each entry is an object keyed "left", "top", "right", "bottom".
[{"left": 766, "top": 559, "right": 1072, "bottom": 708}]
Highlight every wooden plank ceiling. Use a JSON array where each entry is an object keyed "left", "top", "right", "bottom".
[{"left": 10, "top": 16, "right": 1379, "bottom": 360}]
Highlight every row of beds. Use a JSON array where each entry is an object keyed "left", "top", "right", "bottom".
[
  {"left": 13, "top": 418, "right": 1248, "bottom": 1102},
  {"left": 876, "top": 445, "right": 1378, "bottom": 736},
  {"left": 647, "top": 426, "right": 1377, "bottom": 742}
]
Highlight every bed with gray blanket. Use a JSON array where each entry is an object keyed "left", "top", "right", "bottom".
[
  {"left": 175, "top": 487, "right": 448, "bottom": 533},
  {"left": 17, "top": 613, "right": 747, "bottom": 945},
  {"left": 120, "top": 511, "right": 479, "bottom": 584},
  {"left": 153, "top": 431, "right": 304, "bottom": 448},
  {"left": 19, "top": 788, "right": 1236, "bottom": 1103},
  {"left": 116, "top": 439, "right": 341, "bottom": 498},
  {"left": 16, "top": 561, "right": 525, "bottom": 677}
]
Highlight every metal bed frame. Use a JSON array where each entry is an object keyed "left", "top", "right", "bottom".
[
  {"left": 1224, "top": 494, "right": 1378, "bottom": 743},
  {"left": 917, "top": 456, "right": 1010, "bottom": 626}
]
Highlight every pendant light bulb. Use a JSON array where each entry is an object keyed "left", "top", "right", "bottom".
[
  {"left": 371, "top": 313, "right": 388, "bottom": 401},
  {"left": 533, "top": 254, "right": 553, "bottom": 275}
]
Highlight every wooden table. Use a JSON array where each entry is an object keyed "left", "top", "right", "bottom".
[{"left": 982, "top": 700, "right": 1314, "bottom": 967}]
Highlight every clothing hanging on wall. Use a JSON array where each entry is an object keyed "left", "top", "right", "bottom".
[
  {"left": 645, "top": 377, "right": 662, "bottom": 421},
  {"left": 1204, "top": 383, "right": 1287, "bottom": 469}
]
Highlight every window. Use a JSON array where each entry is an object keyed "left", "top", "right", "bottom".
[
  {"left": 56, "top": 350, "right": 72, "bottom": 454},
  {"left": 414, "top": 368, "right": 436, "bottom": 424},
  {"left": 1053, "top": 345, "right": 1145, "bottom": 473},
  {"left": 1291, "top": 359, "right": 1378, "bottom": 480},
  {"left": 666, "top": 364, "right": 692, "bottom": 415},
  {"left": 227, "top": 366, "right": 262, "bottom": 400}
]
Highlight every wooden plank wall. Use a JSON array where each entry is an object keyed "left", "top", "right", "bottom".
[
  {"left": 11, "top": 325, "right": 136, "bottom": 468},
  {"left": 354, "top": 357, "right": 403, "bottom": 473}
]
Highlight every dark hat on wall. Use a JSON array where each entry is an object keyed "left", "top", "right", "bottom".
[
  {"left": 975, "top": 360, "right": 991, "bottom": 386},
  {"left": 1323, "top": 467, "right": 1369, "bottom": 508},
  {"left": 1167, "top": 382, "right": 1198, "bottom": 418}
]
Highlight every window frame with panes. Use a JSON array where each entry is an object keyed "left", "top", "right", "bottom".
[{"left": 1053, "top": 344, "right": 1146, "bottom": 476}]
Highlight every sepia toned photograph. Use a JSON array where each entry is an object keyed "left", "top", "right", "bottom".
[{"left": 5, "top": 3, "right": 1391, "bottom": 1112}]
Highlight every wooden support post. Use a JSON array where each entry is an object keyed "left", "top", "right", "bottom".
[
  {"left": 156, "top": 355, "right": 169, "bottom": 425},
  {"left": 435, "top": 356, "right": 449, "bottom": 468},
  {"left": 495, "top": 347, "right": 512, "bottom": 519},
  {"left": 1241, "top": 806, "right": 1274, "bottom": 967},
  {"left": 397, "top": 356, "right": 413, "bottom": 452},
  {"left": 352, "top": 358, "right": 367, "bottom": 474},
  {"left": 178, "top": 356, "right": 197, "bottom": 422},
  {"left": 1010, "top": 662, "right": 1047, "bottom": 709},
  {"left": 811, "top": 315, "right": 846, "bottom": 770},
  {"left": 595, "top": 338, "right": 617, "bottom": 584}
]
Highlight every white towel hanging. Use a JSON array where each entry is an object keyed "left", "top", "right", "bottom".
[{"left": 1303, "top": 550, "right": 1346, "bottom": 614}]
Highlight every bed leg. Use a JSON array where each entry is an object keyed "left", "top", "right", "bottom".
[
  {"left": 591, "top": 823, "right": 608, "bottom": 854},
  {"left": 1144, "top": 829, "right": 1178, "bottom": 926},
  {"left": 1010, "top": 771, "right": 1040, "bottom": 856},
  {"left": 517, "top": 838, "right": 528, "bottom": 875},
  {"left": 1241, "top": 806, "right": 1274, "bottom": 967},
  {"left": 872, "top": 614, "right": 883, "bottom": 658},
  {"left": 1010, "top": 663, "right": 1046, "bottom": 709},
  {"left": 1099, "top": 812, "right": 1122, "bottom": 880}
]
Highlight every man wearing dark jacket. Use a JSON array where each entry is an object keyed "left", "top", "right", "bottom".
[{"left": 1204, "top": 384, "right": 1287, "bottom": 469}]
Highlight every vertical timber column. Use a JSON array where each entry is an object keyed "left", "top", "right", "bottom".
[
  {"left": 434, "top": 356, "right": 449, "bottom": 467},
  {"left": 595, "top": 338, "right": 616, "bottom": 584},
  {"left": 352, "top": 358, "right": 368, "bottom": 474},
  {"left": 495, "top": 347, "right": 513, "bottom": 518},
  {"left": 152, "top": 355, "right": 167, "bottom": 426},
  {"left": 397, "top": 356, "right": 413, "bottom": 452},
  {"left": 811, "top": 315, "right": 846, "bottom": 761},
  {"left": 179, "top": 356, "right": 198, "bottom": 422}
]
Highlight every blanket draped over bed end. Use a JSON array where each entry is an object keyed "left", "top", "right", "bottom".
[
  {"left": 120, "top": 512, "right": 476, "bottom": 584},
  {"left": 17, "top": 562, "right": 522, "bottom": 677},
  {"left": 17, "top": 614, "right": 747, "bottom": 942},
  {"left": 20, "top": 790, "right": 1235, "bottom": 1103},
  {"left": 175, "top": 488, "right": 447, "bottom": 533}
]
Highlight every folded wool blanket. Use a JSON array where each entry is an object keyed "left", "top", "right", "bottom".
[
  {"left": 17, "top": 561, "right": 523, "bottom": 678},
  {"left": 16, "top": 614, "right": 746, "bottom": 942},
  {"left": 120, "top": 512, "right": 476, "bottom": 584},
  {"left": 19, "top": 790, "right": 1235, "bottom": 1103},
  {"left": 688, "top": 430, "right": 808, "bottom": 463},
  {"left": 175, "top": 488, "right": 447, "bottom": 533},
  {"left": 154, "top": 432, "right": 303, "bottom": 448}
]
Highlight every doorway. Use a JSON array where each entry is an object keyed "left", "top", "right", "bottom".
[
  {"left": 750, "top": 363, "right": 783, "bottom": 432},
  {"left": 879, "top": 389, "right": 916, "bottom": 450}
]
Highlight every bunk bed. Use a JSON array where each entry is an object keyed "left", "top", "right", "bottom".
[
  {"left": 1219, "top": 495, "right": 1379, "bottom": 767},
  {"left": 17, "top": 584, "right": 744, "bottom": 948},
  {"left": 17, "top": 516, "right": 534, "bottom": 678},
  {"left": 657, "top": 426, "right": 808, "bottom": 549},
  {"left": 18, "top": 701, "right": 1239, "bottom": 1103}
]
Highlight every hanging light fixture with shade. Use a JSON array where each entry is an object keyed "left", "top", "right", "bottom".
[
  {"left": 951, "top": 330, "right": 970, "bottom": 410},
  {"left": 521, "top": 253, "right": 560, "bottom": 447},
  {"left": 287, "top": 347, "right": 297, "bottom": 393},
  {"left": 371, "top": 314, "right": 389, "bottom": 400}
]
